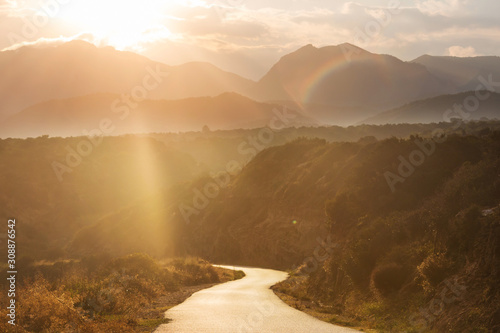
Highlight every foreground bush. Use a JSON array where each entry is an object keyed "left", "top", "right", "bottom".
[
  {"left": 0, "top": 254, "right": 227, "bottom": 332},
  {"left": 371, "top": 263, "right": 408, "bottom": 295},
  {"left": 417, "top": 253, "right": 453, "bottom": 289}
]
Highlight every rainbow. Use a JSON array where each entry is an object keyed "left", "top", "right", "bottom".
[
  {"left": 301, "top": 56, "right": 352, "bottom": 104},
  {"left": 300, "top": 54, "right": 392, "bottom": 105}
]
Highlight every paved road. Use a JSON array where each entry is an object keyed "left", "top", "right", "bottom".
[{"left": 154, "top": 266, "right": 360, "bottom": 333}]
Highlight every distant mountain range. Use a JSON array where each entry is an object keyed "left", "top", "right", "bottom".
[
  {"left": 248, "top": 44, "right": 453, "bottom": 117},
  {"left": 0, "top": 40, "right": 253, "bottom": 120},
  {"left": 0, "top": 92, "right": 314, "bottom": 138},
  {"left": 361, "top": 91, "right": 500, "bottom": 125},
  {"left": 1, "top": 41, "right": 500, "bottom": 137},
  {"left": 412, "top": 55, "right": 500, "bottom": 92}
]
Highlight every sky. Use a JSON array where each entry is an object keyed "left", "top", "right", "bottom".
[{"left": 0, "top": 0, "right": 499, "bottom": 80}]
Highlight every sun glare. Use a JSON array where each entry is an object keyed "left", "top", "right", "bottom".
[{"left": 58, "top": 0, "right": 183, "bottom": 49}]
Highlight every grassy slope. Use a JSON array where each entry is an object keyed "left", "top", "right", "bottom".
[
  {"left": 2, "top": 122, "right": 499, "bottom": 263},
  {"left": 2, "top": 123, "right": 500, "bottom": 332},
  {"left": 269, "top": 133, "right": 500, "bottom": 332},
  {"left": 0, "top": 255, "right": 245, "bottom": 332}
]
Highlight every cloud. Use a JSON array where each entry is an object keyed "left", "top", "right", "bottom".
[
  {"left": 0, "top": 0, "right": 13, "bottom": 15},
  {"left": 447, "top": 45, "right": 480, "bottom": 57},
  {"left": 0, "top": 0, "right": 499, "bottom": 79},
  {"left": 416, "top": 0, "right": 466, "bottom": 17},
  {"left": 0, "top": 0, "right": 44, "bottom": 17},
  {"left": 166, "top": 5, "right": 269, "bottom": 40},
  {"left": 403, "top": 26, "right": 500, "bottom": 43},
  {"left": 1, "top": 32, "right": 101, "bottom": 51},
  {"left": 141, "top": 0, "right": 499, "bottom": 75}
]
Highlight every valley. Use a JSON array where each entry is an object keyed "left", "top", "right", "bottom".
[{"left": 1, "top": 14, "right": 499, "bottom": 330}]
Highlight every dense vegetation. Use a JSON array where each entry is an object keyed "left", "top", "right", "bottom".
[
  {"left": 181, "top": 122, "right": 499, "bottom": 267},
  {"left": 0, "top": 135, "right": 198, "bottom": 260},
  {"left": 169, "top": 123, "right": 499, "bottom": 331},
  {"left": 1, "top": 121, "right": 500, "bottom": 332},
  {"left": 270, "top": 134, "right": 500, "bottom": 331},
  {"left": 0, "top": 255, "right": 242, "bottom": 332},
  {"left": 4, "top": 121, "right": 495, "bottom": 261}
]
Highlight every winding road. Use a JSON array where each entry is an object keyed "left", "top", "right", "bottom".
[{"left": 154, "top": 266, "right": 360, "bottom": 333}]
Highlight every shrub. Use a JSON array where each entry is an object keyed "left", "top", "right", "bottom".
[
  {"left": 17, "top": 277, "right": 84, "bottom": 332},
  {"left": 108, "top": 253, "right": 161, "bottom": 279},
  {"left": 459, "top": 205, "right": 482, "bottom": 249},
  {"left": 326, "top": 192, "right": 360, "bottom": 232},
  {"left": 372, "top": 263, "right": 408, "bottom": 295},
  {"left": 417, "top": 253, "right": 453, "bottom": 288},
  {"left": 168, "top": 257, "right": 220, "bottom": 285}
]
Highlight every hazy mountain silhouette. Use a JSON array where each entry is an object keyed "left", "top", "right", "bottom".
[
  {"left": 0, "top": 40, "right": 254, "bottom": 120},
  {"left": 248, "top": 43, "right": 454, "bottom": 123},
  {"left": 0, "top": 92, "right": 313, "bottom": 138},
  {"left": 3, "top": 40, "right": 500, "bottom": 132},
  {"left": 360, "top": 91, "right": 500, "bottom": 125},
  {"left": 412, "top": 55, "right": 500, "bottom": 92}
]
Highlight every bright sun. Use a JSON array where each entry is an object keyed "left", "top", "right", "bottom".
[{"left": 59, "top": 0, "right": 185, "bottom": 49}]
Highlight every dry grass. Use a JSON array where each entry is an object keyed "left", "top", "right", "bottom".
[{"left": 0, "top": 254, "right": 244, "bottom": 332}]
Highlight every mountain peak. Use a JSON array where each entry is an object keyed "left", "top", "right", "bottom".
[
  {"left": 295, "top": 43, "right": 368, "bottom": 53},
  {"left": 337, "top": 42, "right": 359, "bottom": 48},
  {"left": 268, "top": 42, "right": 370, "bottom": 71},
  {"left": 63, "top": 39, "right": 97, "bottom": 48},
  {"left": 336, "top": 42, "right": 368, "bottom": 53},
  {"left": 298, "top": 44, "right": 317, "bottom": 50},
  {"left": 290, "top": 44, "right": 319, "bottom": 57},
  {"left": 290, "top": 43, "right": 371, "bottom": 60}
]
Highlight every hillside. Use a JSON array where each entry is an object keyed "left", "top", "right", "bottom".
[
  {"left": 412, "top": 55, "right": 500, "bottom": 92},
  {"left": 2, "top": 123, "right": 500, "bottom": 331},
  {"left": 4, "top": 41, "right": 498, "bottom": 129},
  {"left": 2, "top": 122, "right": 499, "bottom": 261},
  {"left": 66, "top": 122, "right": 500, "bottom": 269},
  {"left": 184, "top": 131, "right": 499, "bottom": 332},
  {"left": 249, "top": 43, "right": 454, "bottom": 124},
  {"left": 361, "top": 91, "right": 500, "bottom": 125},
  {"left": 0, "top": 92, "right": 313, "bottom": 138},
  {"left": 1, "top": 1, "right": 498, "bottom": 331},
  {"left": 0, "top": 41, "right": 254, "bottom": 120},
  {"left": 177, "top": 133, "right": 489, "bottom": 266},
  {"left": 273, "top": 133, "right": 500, "bottom": 332},
  {"left": 0, "top": 135, "right": 199, "bottom": 259}
]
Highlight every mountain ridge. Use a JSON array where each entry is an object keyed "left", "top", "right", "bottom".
[
  {"left": 3, "top": 41, "right": 500, "bottom": 133},
  {"left": 0, "top": 92, "right": 314, "bottom": 138},
  {"left": 361, "top": 91, "right": 500, "bottom": 125},
  {"left": 411, "top": 54, "right": 500, "bottom": 92},
  {"left": 248, "top": 42, "right": 455, "bottom": 124},
  {"left": 0, "top": 40, "right": 255, "bottom": 120}
]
